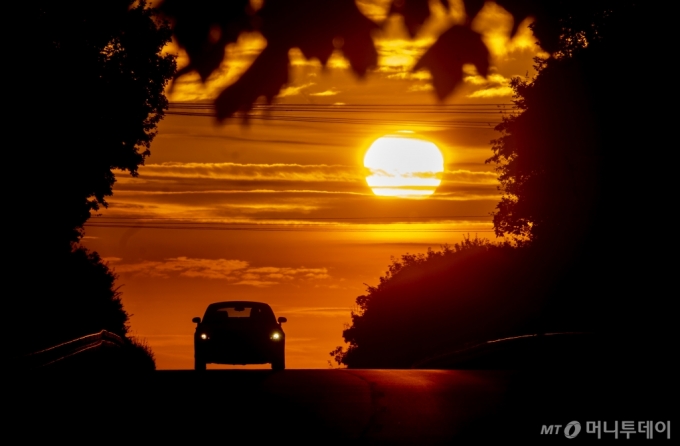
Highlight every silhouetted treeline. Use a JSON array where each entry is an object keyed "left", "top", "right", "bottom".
[
  {"left": 9, "top": 2, "right": 175, "bottom": 369},
  {"left": 334, "top": 1, "right": 670, "bottom": 368}
]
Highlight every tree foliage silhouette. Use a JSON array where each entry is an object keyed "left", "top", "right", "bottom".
[
  {"left": 20, "top": 1, "right": 176, "bottom": 248},
  {"left": 11, "top": 2, "right": 175, "bottom": 366},
  {"left": 481, "top": 0, "right": 669, "bottom": 366},
  {"left": 159, "top": 0, "right": 617, "bottom": 118},
  {"left": 486, "top": 1, "right": 654, "bottom": 244},
  {"left": 332, "top": 238, "right": 550, "bottom": 368}
]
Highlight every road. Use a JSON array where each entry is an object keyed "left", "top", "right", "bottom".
[{"left": 12, "top": 369, "right": 669, "bottom": 443}]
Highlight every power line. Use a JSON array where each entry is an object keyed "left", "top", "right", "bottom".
[
  {"left": 90, "top": 215, "right": 493, "bottom": 221},
  {"left": 168, "top": 102, "right": 515, "bottom": 108},
  {"left": 165, "top": 102, "right": 516, "bottom": 128},
  {"left": 164, "top": 112, "right": 505, "bottom": 128},
  {"left": 84, "top": 223, "right": 495, "bottom": 233},
  {"left": 85, "top": 214, "right": 495, "bottom": 232}
]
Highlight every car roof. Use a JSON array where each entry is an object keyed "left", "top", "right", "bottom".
[{"left": 206, "top": 301, "right": 273, "bottom": 309}]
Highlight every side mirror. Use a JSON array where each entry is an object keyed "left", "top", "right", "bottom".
[
  {"left": 192, "top": 317, "right": 201, "bottom": 324},
  {"left": 278, "top": 316, "right": 287, "bottom": 324}
]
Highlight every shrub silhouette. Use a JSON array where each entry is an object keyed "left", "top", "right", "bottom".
[{"left": 334, "top": 238, "right": 554, "bottom": 368}]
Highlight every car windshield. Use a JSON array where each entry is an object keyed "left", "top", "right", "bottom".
[{"left": 203, "top": 304, "right": 276, "bottom": 324}]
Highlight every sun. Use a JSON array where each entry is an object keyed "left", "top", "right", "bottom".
[{"left": 364, "top": 134, "right": 444, "bottom": 198}]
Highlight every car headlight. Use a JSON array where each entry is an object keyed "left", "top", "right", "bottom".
[
  {"left": 270, "top": 332, "right": 281, "bottom": 340},
  {"left": 200, "top": 333, "right": 209, "bottom": 340}
]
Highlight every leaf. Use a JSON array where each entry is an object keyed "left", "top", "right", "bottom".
[
  {"left": 339, "top": 13, "right": 379, "bottom": 77},
  {"left": 463, "top": 0, "right": 486, "bottom": 22},
  {"left": 494, "top": 1, "right": 564, "bottom": 53},
  {"left": 214, "top": 44, "right": 289, "bottom": 121},
  {"left": 258, "top": 0, "right": 378, "bottom": 74},
  {"left": 160, "top": 0, "right": 253, "bottom": 82},
  {"left": 495, "top": 0, "right": 538, "bottom": 39},
  {"left": 388, "top": 0, "right": 431, "bottom": 37},
  {"left": 214, "top": 0, "right": 380, "bottom": 120},
  {"left": 413, "top": 25, "right": 489, "bottom": 100},
  {"left": 164, "top": 0, "right": 380, "bottom": 119}
]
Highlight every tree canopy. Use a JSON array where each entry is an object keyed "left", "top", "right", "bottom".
[
  {"left": 486, "top": 1, "right": 655, "bottom": 244},
  {"left": 11, "top": 1, "right": 176, "bottom": 365},
  {"left": 20, "top": 1, "right": 176, "bottom": 248},
  {"left": 482, "top": 0, "right": 668, "bottom": 365}
]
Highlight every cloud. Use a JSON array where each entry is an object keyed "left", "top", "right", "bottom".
[
  {"left": 89, "top": 164, "right": 501, "bottom": 229},
  {"left": 126, "top": 162, "right": 365, "bottom": 183},
  {"left": 246, "top": 266, "right": 330, "bottom": 281},
  {"left": 279, "top": 82, "right": 316, "bottom": 97},
  {"left": 246, "top": 267, "right": 285, "bottom": 274},
  {"left": 355, "top": 0, "right": 391, "bottom": 21},
  {"left": 464, "top": 71, "right": 514, "bottom": 98},
  {"left": 407, "top": 83, "right": 434, "bottom": 92},
  {"left": 464, "top": 72, "right": 510, "bottom": 85},
  {"left": 471, "top": 2, "right": 540, "bottom": 58},
  {"left": 288, "top": 48, "right": 349, "bottom": 69},
  {"left": 386, "top": 71, "right": 431, "bottom": 81},
  {"left": 233, "top": 279, "right": 279, "bottom": 287},
  {"left": 113, "top": 257, "right": 331, "bottom": 286},
  {"left": 113, "top": 257, "right": 249, "bottom": 279},
  {"left": 169, "top": 32, "right": 267, "bottom": 101},
  {"left": 375, "top": 38, "right": 434, "bottom": 79},
  {"left": 443, "top": 170, "right": 499, "bottom": 184},
  {"left": 103, "top": 257, "right": 122, "bottom": 263},
  {"left": 309, "top": 89, "right": 340, "bottom": 97},
  {"left": 467, "top": 87, "right": 514, "bottom": 98}
]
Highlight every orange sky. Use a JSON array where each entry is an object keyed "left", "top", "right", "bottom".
[{"left": 81, "top": 0, "right": 543, "bottom": 369}]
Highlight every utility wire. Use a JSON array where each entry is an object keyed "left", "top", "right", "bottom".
[
  {"left": 85, "top": 214, "right": 495, "bottom": 232},
  {"left": 165, "top": 102, "right": 516, "bottom": 128},
  {"left": 90, "top": 215, "right": 493, "bottom": 221},
  {"left": 83, "top": 222, "right": 495, "bottom": 233}
]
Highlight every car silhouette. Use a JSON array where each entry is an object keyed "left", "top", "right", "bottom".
[{"left": 192, "top": 301, "right": 287, "bottom": 371}]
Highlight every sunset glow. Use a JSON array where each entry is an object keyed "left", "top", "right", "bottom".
[
  {"left": 22, "top": 4, "right": 668, "bottom": 441},
  {"left": 74, "top": 1, "right": 542, "bottom": 370},
  {"left": 364, "top": 135, "right": 444, "bottom": 197}
]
